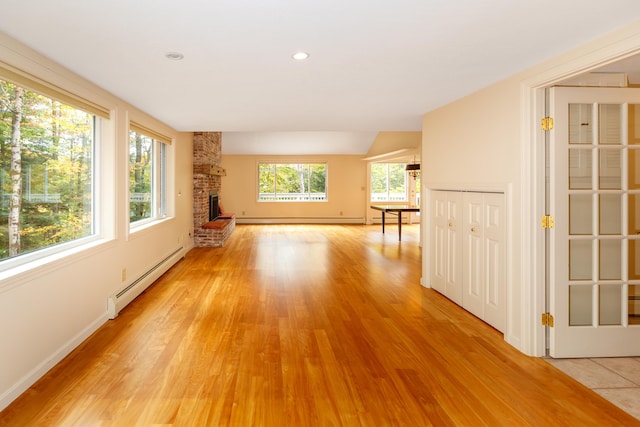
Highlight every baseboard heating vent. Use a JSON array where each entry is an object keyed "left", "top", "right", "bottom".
[
  {"left": 107, "top": 247, "right": 183, "bottom": 319},
  {"left": 235, "top": 217, "right": 365, "bottom": 225},
  {"left": 371, "top": 216, "right": 414, "bottom": 224}
]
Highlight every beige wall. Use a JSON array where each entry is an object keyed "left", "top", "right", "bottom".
[
  {"left": 365, "top": 131, "right": 421, "bottom": 159},
  {"left": 423, "top": 82, "right": 519, "bottom": 189},
  {"left": 422, "top": 20, "right": 640, "bottom": 356},
  {"left": 220, "top": 154, "right": 367, "bottom": 223},
  {"left": 422, "top": 76, "right": 523, "bottom": 349},
  {"left": 0, "top": 32, "right": 194, "bottom": 410}
]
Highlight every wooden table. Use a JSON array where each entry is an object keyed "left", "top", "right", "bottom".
[{"left": 370, "top": 204, "right": 420, "bottom": 241}]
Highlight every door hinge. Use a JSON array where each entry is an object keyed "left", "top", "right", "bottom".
[
  {"left": 541, "top": 117, "right": 554, "bottom": 131},
  {"left": 541, "top": 215, "right": 554, "bottom": 229},
  {"left": 542, "top": 313, "right": 555, "bottom": 327}
]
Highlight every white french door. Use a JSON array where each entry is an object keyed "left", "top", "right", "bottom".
[{"left": 549, "top": 86, "right": 640, "bottom": 357}]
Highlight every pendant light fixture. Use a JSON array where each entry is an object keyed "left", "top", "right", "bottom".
[{"left": 406, "top": 156, "right": 420, "bottom": 179}]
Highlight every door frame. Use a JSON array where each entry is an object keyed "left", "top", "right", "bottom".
[{"left": 521, "top": 27, "right": 640, "bottom": 356}]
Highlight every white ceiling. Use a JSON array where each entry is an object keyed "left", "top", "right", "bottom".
[
  {"left": 1, "top": 1, "right": 640, "bottom": 151},
  {"left": 221, "top": 131, "right": 378, "bottom": 155}
]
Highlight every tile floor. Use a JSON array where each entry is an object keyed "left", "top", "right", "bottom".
[{"left": 546, "top": 357, "right": 640, "bottom": 420}]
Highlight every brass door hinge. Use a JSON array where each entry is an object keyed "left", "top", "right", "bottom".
[
  {"left": 541, "top": 215, "right": 554, "bottom": 229},
  {"left": 542, "top": 313, "right": 555, "bottom": 327},
  {"left": 541, "top": 117, "right": 554, "bottom": 131}
]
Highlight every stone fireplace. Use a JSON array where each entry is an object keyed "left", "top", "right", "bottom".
[{"left": 193, "top": 132, "right": 234, "bottom": 247}]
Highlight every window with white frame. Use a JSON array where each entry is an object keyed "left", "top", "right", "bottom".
[
  {"left": 370, "top": 163, "right": 408, "bottom": 202},
  {"left": 129, "top": 125, "right": 168, "bottom": 225},
  {"left": 258, "top": 162, "right": 327, "bottom": 201},
  {"left": 0, "top": 74, "right": 105, "bottom": 264}
]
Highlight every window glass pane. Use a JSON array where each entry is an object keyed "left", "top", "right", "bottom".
[
  {"left": 129, "top": 131, "right": 153, "bottom": 222},
  {"left": 0, "top": 80, "right": 94, "bottom": 261},
  {"left": 569, "top": 239, "right": 592, "bottom": 280},
  {"left": 370, "top": 163, "right": 388, "bottom": 201},
  {"left": 629, "top": 194, "right": 640, "bottom": 234},
  {"left": 259, "top": 163, "right": 275, "bottom": 200},
  {"left": 569, "top": 285, "right": 593, "bottom": 326},
  {"left": 630, "top": 104, "right": 640, "bottom": 145},
  {"left": 370, "top": 163, "right": 407, "bottom": 202},
  {"left": 599, "top": 104, "right": 622, "bottom": 145},
  {"left": 569, "top": 194, "right": 592, "bottom": 235},
  {"left": 129, "top": 132, "right": 167, "bottom": 224},
  {"left": 309, "top": 163, "right": 326, "bottom": 200},
  {"left": 630, "top": 284, "right": 640, "bottom": 324},
  {"left": 599, "top": 194, "right": 621, "bottom": 235},
  {"left": 274, "top": 164, "right": 300, "bottom": 197},
  {"left": 630, "top": 239, "right": 640, "bottom": 280},
  {"left": 258, "top": 162, "right": 327, "bottom": 202},
  {"left": 630, "top": 149, "right": 640, "bottom": 189},
  {"left": 569, "top": 103, "right": 593, "bottom": 145},
  {"left": 599, "top": 149, "right": 621, "bottom": 189},
  {"left": 569, "top": 149, "right": 592, "bottom": 189},
  {"left": 599, "top": 285, "right": 621, "bottom": 326},
  {"left": 159, "top": 143, "right": 167, "bottom": 216},
  {"left": 388, "top": 163, "right": 406, "bottom": 201},
  {"left": 599, "top": 239, "right": 621, "bottom": 280}
]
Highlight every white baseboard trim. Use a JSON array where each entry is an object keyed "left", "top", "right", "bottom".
[{"left": 0, "top": 312, "right": 109, "bottom": 412}]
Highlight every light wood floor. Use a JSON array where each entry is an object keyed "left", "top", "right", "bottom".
[{"left": 1, "top": 224, "right": 638, "bottom": 426}]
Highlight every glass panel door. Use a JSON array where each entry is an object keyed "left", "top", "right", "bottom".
[{"left": 549, "top": 87, "right": 640, "bottom": 357}]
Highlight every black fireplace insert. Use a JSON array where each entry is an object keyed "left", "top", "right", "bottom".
[{"left": 209, "top": 192, "right": 219, "bottom": 221}]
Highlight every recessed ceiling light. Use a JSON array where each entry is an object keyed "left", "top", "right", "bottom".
[
  {"left": 292, "top": 51, "right": 310, "bottom": 61},
  {"left": 165, "top": 52, "right": 184, "bottom": 61}
]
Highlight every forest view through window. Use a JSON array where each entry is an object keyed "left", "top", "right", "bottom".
[
  {"left": 0, "top": 79, "right": 94, "bottom": 262},
  {"left": 370, "top": 163, "right": 407, "bottom": 202},
  {"left": 129, "top": 129, "right": 166, "bottom": 224},
  {"left": 258, "top": 163, "right": 327, "bottom": 201}
]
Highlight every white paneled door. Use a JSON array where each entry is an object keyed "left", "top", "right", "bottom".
[
  {"left": 431, "top": 191, "right": 463, "bottom": 305},
  {"left": 430, "top": 190, "right": 505, "bottom": 332},
  {"left": 462, "top": 192, "right": 505, "bottom": 332},
  {"left": 549, "top": 87, "right": 640, "bottom": 357}
]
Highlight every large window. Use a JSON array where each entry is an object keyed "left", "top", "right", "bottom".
[
  {"left": 258, "top": 163, "right": 327, "bottom": 201},
  {"left": 370, "top": 163, "right": 407, "bottom": 202},
  {"left": 129, "top": 127, "right": 167, "bottom": 225},
  {"left": 0, "top": 79, "right": 96, "bottom": 262}
]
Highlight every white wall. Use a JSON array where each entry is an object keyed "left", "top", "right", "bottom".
[{"left": 0, "top": 33, "right": 194, "bottom": 410}]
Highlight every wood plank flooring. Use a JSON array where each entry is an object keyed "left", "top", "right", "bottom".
[{"left": 1, "top": 224, "right": 638, "bottom": 426}]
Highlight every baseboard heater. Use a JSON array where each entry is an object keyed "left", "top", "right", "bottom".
[
  {"left": 107, "top": 247, "right": 184, "bottom": 319},
  {"left": 371, "top": 216, "right": 414, "bottom": 224},
  {"left": 235, "top": 217, "right": 365, "bottom": 224}
]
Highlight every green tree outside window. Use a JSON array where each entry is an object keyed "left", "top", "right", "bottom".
[
  {"left": 258, "top": 163, "right": 327, "bottom": 201},
  {"left": 370, "top": 163, "right": 407, "bottom": 202},
  {"left": 0, "top": 80, "right": 94, "bottom": 261}
]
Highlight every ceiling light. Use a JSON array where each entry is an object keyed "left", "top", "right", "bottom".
[
  {"left": 165, "top": 52, "right": 184, "bottom": 61},
  {"left": 292, "top": 51, "right": 309, "bottom": 60}
]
